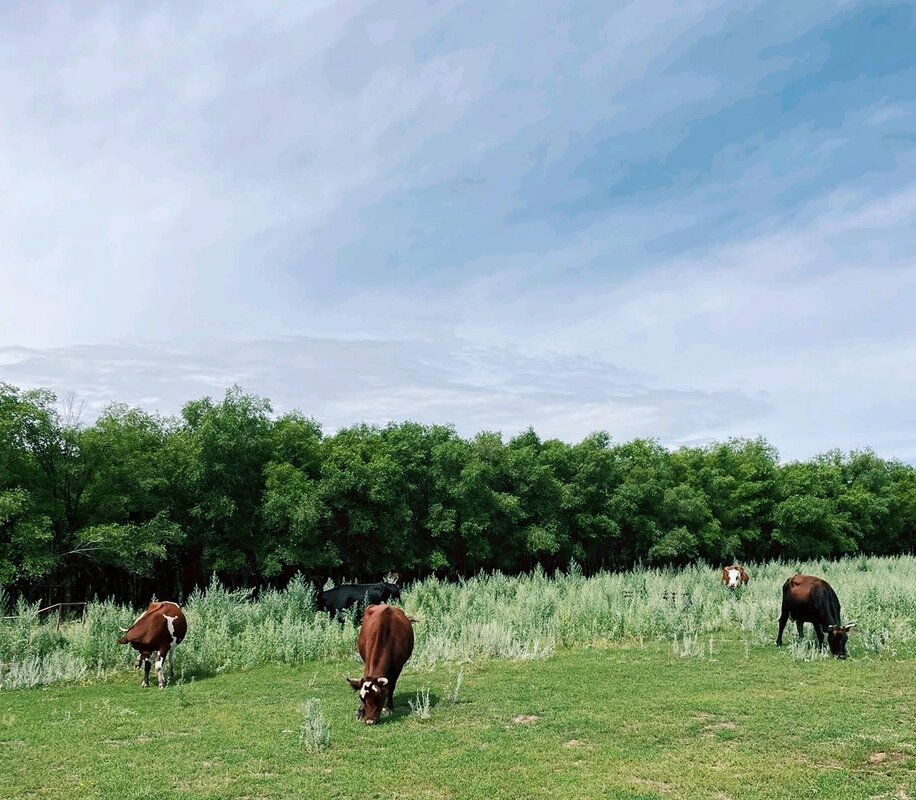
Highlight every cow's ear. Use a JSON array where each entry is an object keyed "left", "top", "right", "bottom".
[
  {"left": 347, "top": 678, "right": 362, "bottom": 691},
  {"left": 377, "top": 677, "right": 389, "bottom": 685}
]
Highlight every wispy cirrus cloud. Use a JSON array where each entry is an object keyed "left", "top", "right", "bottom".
[{"left": 0, "top": 1, "right": 914, "bottom": 461}]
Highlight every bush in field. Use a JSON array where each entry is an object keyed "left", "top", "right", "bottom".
[
  {"left": 299, "top": 698, "right": 330, "bottom": 752},
  {"left": 2, "top": 556, "right": 916, "bottom": 689}
]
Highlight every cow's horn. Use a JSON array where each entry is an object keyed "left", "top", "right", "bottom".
[
  {"left": 119, "top": 627, "right": 130, "bottom": 632},
  {"left": 845, "top": 621, "right": 857, "bottom": 629}
]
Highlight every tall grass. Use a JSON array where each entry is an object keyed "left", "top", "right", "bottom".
[{"left": 2, "top": 556, "right": 915, "bottom": 689}]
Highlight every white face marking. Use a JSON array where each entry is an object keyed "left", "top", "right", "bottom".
[
  {"left": 360, "top": 682, "right": 372, "bottom": 699},
  {"left": 727, "top": 569, "right": 740, "bottom": 587}
]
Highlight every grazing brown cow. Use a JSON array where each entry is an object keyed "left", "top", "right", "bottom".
[
  {"left": 118, "top": 601, "right": 188, "bottom": 688},
  {"left": 347, "top": 604, "right": 414, "bottom": 724},
  {"left": 776, "top": 574, "right": 855, "bottom": 658},
  {"left": 721, "top": 564, "right": 749, "bottom": 589}
]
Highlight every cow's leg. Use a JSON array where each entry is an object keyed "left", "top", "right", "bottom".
[
  {"left": 155, "top": 646, "right": 168, "bottom": 689},
  {"left": 142, "top": 655, "right": 152, "bottom": 688},
  {"left": 813, "top": 624, "right": 825, "bottom": 651},
  {"left": 776, "top": 610, "right": 790, "bottom": 646},
  {"left": 796, "top": 620, "right": 805, "bottom": 640},
  {"left": 168, "top": 646, "right": 176, "bottom": 681},
  {"left": 385, "top": 669, "right": 402, "bottom": 714}
]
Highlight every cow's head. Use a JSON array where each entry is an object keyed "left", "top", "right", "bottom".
[
  {"left": 724, "top": 568, "right": 742, "bottom": 589},
  {"left": 381, "top": 582, "right": 401, "bottom": 603},
  {"left": 347, "top": 676, "right": 389, "bottom": 724},
  {"left": 826, "top": 623, "right": 855, "bottom": 659}
]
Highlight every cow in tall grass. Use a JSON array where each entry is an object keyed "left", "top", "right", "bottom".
[
  {"left": 319, "top": 575, "right": 401, "bottom": 619},
  {"left": 118, "top": 601, "right": 187, "bottom": 688},
  {"left": 776, "top": 575, "right": 855, "bottom": 658},
  {"left": 721, "top": 565, "right": 749, "bottom": 589},
  {"left": 347, "top": 604, "right": 414, "bottom": 724}
]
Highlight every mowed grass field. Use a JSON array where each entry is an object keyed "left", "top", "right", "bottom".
[{"left": 3, "top": 640, "right": 915, "bottom": 800}]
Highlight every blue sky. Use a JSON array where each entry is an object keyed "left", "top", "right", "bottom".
[{"left": 1, "top": 1, "right": 914, "bottom": 461}]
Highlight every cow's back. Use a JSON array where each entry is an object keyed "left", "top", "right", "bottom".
[
  {"left": 319, "top": 582, "right": 398, "bottom": 616},
  {"left": 119, "top": 601, "right": 187, "bottom": 649},
  {"left": 358, "top": 604, "right": 414, "bottom": 676},
  {"left": 783, "top": 575, "right": 841, "bottom": 625}
]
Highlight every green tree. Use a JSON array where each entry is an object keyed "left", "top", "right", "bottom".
[
  {"left": 260, "top": 413, "right": 330, "bottom": 576},
  {"left": 0, "top": 384, "right": 93, "bottom": 595},
  {"left": 606, "top": 439, "right": 673, "bottom": 566},
  {"left": 170, "top": 387, "right": 273, "bottom": 578},
  {"left": 74, "top": 405, "right": 182, "bottom": 579},
  {"left": 772, "top": 456, "right": 857, "bottom": 558}
]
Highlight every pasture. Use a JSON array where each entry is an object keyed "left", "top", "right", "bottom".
[{"left": 2, "top": 556, "right": 916, "bottom": 798}]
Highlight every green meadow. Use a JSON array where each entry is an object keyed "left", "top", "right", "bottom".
[
  {"left": 3, "top": 557, "right": 916, "bottom": 799},
  {"left": 3, "top": 643, "right": 915, "bottom": 800}
]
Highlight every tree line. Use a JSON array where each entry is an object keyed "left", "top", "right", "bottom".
[{"left": 1, "top": 383, "right": 915, "bottom": 604}]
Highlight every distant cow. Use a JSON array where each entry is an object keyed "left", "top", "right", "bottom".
[
  {"left": 318, "top": 576, "right": 401, "bottom": 619},
  {"left": 118, "top": 601, "right": 188, "bottom": 688},
  {"left": 721, "top": 565, "right": 749, "bottom": 589},
  {"left": 347, "top": 604, "right": 414, "bottom": 724},
  {"left": 776, "top": 574, "right": 855, "bottom": 659}
]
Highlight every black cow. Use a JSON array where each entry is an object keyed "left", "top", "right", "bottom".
[
  {"left": 318, "top": 577, "right": 401, "bottom": 619},
  {"left": 776, "top": 574, "right": 856, "bottom": 658}
]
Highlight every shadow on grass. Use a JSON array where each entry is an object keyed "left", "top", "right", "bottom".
[{"left": 344, "top": 690, "right": 443, "bottom": 725}]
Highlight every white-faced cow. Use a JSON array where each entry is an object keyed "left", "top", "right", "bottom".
[
  {"left": 776, "top": 574, "right": 855, "bottom": 659},
  {"left": 347, "top": 604, "right": 414, "bottom": 724},
  {"left": 721, "top": 564, "right": 749, "bottom": 589},
  {"left": 118, "top": 601, "right": 188, "bottom": 688}
]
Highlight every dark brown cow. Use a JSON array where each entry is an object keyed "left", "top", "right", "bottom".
[
  {"left": 118, "top": 601, "right": 188, "bottom": 688},
  {"left": 346, "top": 604, "right": 414, "bottom": 724},
  {"left": 776, "top": 574, "right": 855, "bottom": 658},
  {"left": 721, "top": 564, "right": 749, "bottom": 589}
]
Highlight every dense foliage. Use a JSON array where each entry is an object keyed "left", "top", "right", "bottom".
[{"left": 1, "top": 382, "right": 915, "bottom": 602}]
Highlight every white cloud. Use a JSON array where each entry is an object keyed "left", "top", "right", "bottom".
[
  {"left": 0, "top": 2, "right": 913, "bottom": 463},
  {"left": 0, "top": 337, "right": 769, "bottom": 448}
]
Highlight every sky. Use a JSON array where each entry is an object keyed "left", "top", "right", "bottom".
[{"left": 1, "top": 0, "right": 914, "bottom": 462}]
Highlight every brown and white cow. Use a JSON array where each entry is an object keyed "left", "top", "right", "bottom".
[
  {"left": 347, "top": 604, "right": 414, "bottom": 724},
  {"left": 721, "top": 564, "right": 749, "bottom": 589},
  {"left": 118, "top": 601, "right": 188, "bottom": 688},
  {"left": 776, "top": 574, "right": 855, "bottom": 659}
]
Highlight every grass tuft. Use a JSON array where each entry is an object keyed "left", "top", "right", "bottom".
[
  {"left": 408, "top": 688, "right": 431, "bottom": 720},
  {"left": 299, "top": 698, "right": 331, "bottom": 753}
]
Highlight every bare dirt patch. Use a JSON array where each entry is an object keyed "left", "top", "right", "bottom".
[
  {"left": 512, "top": 714, "right": 538, "bottom": 725},
  {"left": 867, "top": 752, "right": 908, "bottom": 766},
  {"left": 702, "top": 721, "right": 737, "bottom": 736}
]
